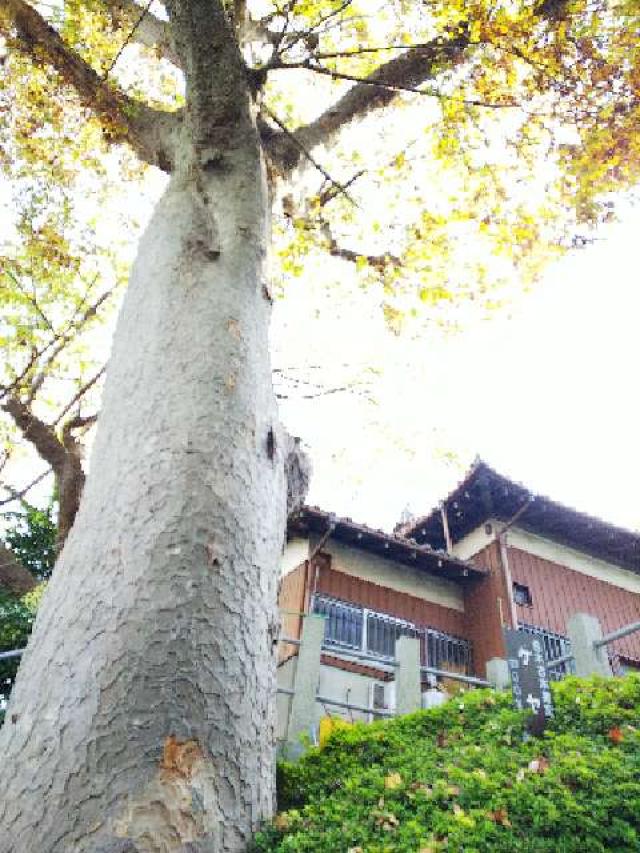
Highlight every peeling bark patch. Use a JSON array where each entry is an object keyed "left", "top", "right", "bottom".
[
  {"left": 225, "top": 374, "right": 236, "bottom": 391},
  {"left": 160, "top": 736, "right": 202, "bottom": 780},
  {"left": 227, "top": 318, "right": 241, "bottom": 339},
  {"left": 112, "top": 738, "right": 221, "bottom": 852}
]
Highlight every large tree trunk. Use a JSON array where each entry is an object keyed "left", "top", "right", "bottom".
[{"left": 0, "top": 95, "right": 285, "bottom": 851}]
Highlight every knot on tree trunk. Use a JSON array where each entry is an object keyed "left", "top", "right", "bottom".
[{"left": 284, "top": 433, "right": 311, "bottom": 518}]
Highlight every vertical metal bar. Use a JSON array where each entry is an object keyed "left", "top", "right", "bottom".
[{"left": 361, "top": 607, "right": 369, "bottom": 653}]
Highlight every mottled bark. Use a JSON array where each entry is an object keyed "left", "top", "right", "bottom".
[{"left": 0, "top": 2, "right": 286, "bottom": 850}]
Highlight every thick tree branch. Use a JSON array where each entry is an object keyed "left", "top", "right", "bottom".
[
  {"left": 3, "top": 397, "right": 67, "bottom": 474},
  {"left": 106, "top": 0, "right": 180, "bottom": 67},
  {"left": 2, "top": 396, "right": 89, "bottom": 550},
  {"left": 266, "top": 34, "right": 468, "bottom": 173},
  {"left": 3, "top": 0, "right": 178, "bottom": 170}
]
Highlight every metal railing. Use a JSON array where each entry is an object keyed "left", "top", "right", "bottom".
[
  {"left": 518, "top": 622, "right": 575, "bottom": 680},
  {"left": 312, "top": 593, "right": 473, "bottom": 675}
]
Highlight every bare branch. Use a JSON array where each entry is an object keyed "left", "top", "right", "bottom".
[
  {"left": 263, "top": 105, "right": 357, "bottom": 204},
  {"left": 1, "top": 285, "right": 115, "bottom": 404},
  {"left": 320, "top": 219, "right": 399, "bottom": 269},
  {"left": 53, "top": 368, "right": 106, "bottom": 428},
  {"left": 0, "top": 469, "right": 52, "bottom": 509},
  {"left": 304, "top": 62, "right": 522, "bottom": 110},
  {"left": 3, "top": 0, "right": 178, "bottom": 170},
  {"left": 266, "top": 34, "right": 469, "bottom": 173}
]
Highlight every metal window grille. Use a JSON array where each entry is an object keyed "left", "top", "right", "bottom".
[
  {"left": 312, "top": 594, "right": 472, "bottom": 675},
  {"left": 518, "top": 622, "right": 575, "bottom": 680},
  {"left": 312, "top": 595, "right": 363, "bottom": 650}
]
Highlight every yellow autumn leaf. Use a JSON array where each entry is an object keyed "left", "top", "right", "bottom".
[{"left": 384, "top": 772, "right": 403, "bottom": 790}]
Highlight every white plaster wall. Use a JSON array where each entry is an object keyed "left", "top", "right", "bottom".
[
  {"left": 280, "top": 537, "right": 310, "bottom": 576},
  {"left": 317, "top": 538, "right": 464, "bottom": 612},
  {"left": 452, "top": 520, "right": 640, "bottom": 595},
  {"left": 317, "top": 663, "right": 383, "bottom": 724}
]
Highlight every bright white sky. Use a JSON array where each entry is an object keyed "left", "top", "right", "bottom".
[{"left": 273, "top": 203, "right": 640, "bottom": 533}]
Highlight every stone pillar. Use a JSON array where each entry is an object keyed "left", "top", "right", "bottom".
[
  {"left": 486, "top": 657, "right": 510, "bottom": 690},
  {"left": 285, "top": 614, "right": 325, "bottom": 757},
  {"left": 567, "top": 612, "right": 612, "bottom": 678},
  {"left": 395, "top": 636, "right": 422, "bottom": 715}
]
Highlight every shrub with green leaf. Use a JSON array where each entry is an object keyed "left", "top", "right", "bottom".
[{"left": 255, "top": 676, "right": 640, "bottom": 852}]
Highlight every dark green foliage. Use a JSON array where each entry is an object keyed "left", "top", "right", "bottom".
[
  {"left": 0, "top": 588, "right": 36, "bottom": 723},
  {"left": 255, "top": 677, "right": 640, "bottom": 852},
  {"left": 0, "top": 501, "right": 53, "bottom": 722},
  {"left": 4, "top": 501, "right": 56, "bottom": 582}
]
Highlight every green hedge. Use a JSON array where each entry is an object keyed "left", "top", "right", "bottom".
[{"left": 254, "top": 675, "right": 640, "bottom": 852}]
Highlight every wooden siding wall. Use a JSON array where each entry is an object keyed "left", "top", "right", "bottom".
[
  {"left": 316, "top": 565, "right": 466, "bottom": 637},
  {"left": 463, "top": 542, "right": 512, "bottom": 678},
  {"left": 509, "top": 547, "right": 640, "bottom": 662},
  {"left": 278, "top": 561, "right": 310, "bottom": 663}
]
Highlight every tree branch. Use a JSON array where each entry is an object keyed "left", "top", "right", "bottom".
[
  {"left": 3, "top": 0, "right": 178, "bottom": 170},
  {"left": 266, "top": 34, "right": 468, "bottom": 173},
  {"left": 320, "top": 220, "right": 399, "bottom": 269},
  {"left": 0, "top": 468, "right": 52, "bottom": 509},
  {"left": 3, "top": 396, "right": 67, "bottom": 474},
  {"left": 53, "top": 368, "right": 106, "bottom": 428},
  {"left": 106, "top": 0, "right": 181, "bottom": 67}
]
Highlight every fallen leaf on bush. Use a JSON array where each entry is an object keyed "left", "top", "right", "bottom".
[
  {"left": 447, "top": 785, "right": 460, "bottom": 796},
  {"left": 609, "top": 727, "right": 624, "bottom": 744},
  {"left": 273, "top": 813, "right": 290, "bottom": 831},
  {"left": 528, "top": 757, "right": 550, "bottom": 774},
  {"left": 436, "top": 732, "right": 448, "bottom": 748},
  {"left": 347, "top": 848, "right": 363, "bottom": 853},
  {"left": 385, "top": 772, "right": 402, "bottom": 790},
  {"left": 452, "top": 803, "right": 463, "bottom": 816},
  {"left": 488, "top": 808, "right": 512, "bottom": 827}
]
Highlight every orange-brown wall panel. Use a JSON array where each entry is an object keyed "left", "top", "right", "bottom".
[
  {"left": 316, "top": 566, "right": 466, "bottom": 638},
  {"left": 277, "top": 561, "right": 309, "bottom": 662},
  {"left": 508, "top": 546, "right": 640, "bottom": 661},
  {"left": 463, "top": 542, "right": 512, "bottom": 678}
]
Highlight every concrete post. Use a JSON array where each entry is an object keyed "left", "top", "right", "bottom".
[
  {"left": 395, "top": 636, "right": 422, "bottom": 715},
  {"left": 567, "top": 612, "right": 612, "bottom": 678},
  {"left": 285, "top": 614, "right": 325, "bottom": 757},
  {"left": 486, "top": 657, "right": 511, "bottom": 690}
]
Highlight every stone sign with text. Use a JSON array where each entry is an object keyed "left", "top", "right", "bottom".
[{"left": 504, "top": 628, "right": 554, "bottom": 735}]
